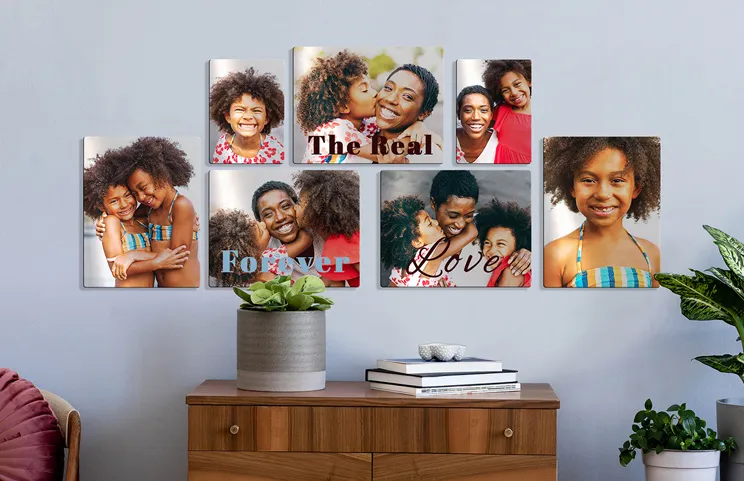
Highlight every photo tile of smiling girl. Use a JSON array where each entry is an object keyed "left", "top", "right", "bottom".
[
  {"left": 209, "top": 59, "right": 285, "bottom": 164},
  {"left": 293, "top": 46, "right": 444, "bottom": 164},
  {"left": 83, "top": 136, "right": 202, "bottom": 288},
  {"left": 456, "top": 59, "right": 532, "bottom": 164},
  {"left": 209, "top": 170, "right": 360, "bottom": 288},
  {"left": 543, "top": 136, "right": 661, "bottom": 288},
  {"left": 380, "top": 170, "right": 532, "bottom": 288}
]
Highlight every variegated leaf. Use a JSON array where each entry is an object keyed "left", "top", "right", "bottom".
[
  {"left": 707, "top": 267, "right": 744, "bottom": 303},
  {"left": 655, "top": 271, "right": 744, "bottom": 326},
  {"left": 704, "top": 225, "right": 744, "bottom": 281},
  {"left": 695, "top": 354, "right": 744, "bottom": 382}
]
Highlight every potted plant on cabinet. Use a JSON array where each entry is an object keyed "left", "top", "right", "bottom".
[
  {"left": 655, "top": 225, "right": 744, "bottom": 479},
  {"left": 233, "top": 275, "right": 333, "bottom": 392},
  {"left": 619, "top": 399, "right": 736, "bottom": 481}
]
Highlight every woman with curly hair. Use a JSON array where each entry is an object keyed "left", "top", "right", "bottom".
[
  {"left": 543, "top": 137, "right": 661, "bottom": 288},
  {"left": 83, "top": 147, "right": 189, "bottom": 287},
  {"left": 475, "top": 198, "right": 532, "bottom": 287},
  {"left": 292, "top": 170, "right": 360, "bottom": 287},
  {"left": 482, "top": 59, "right": 531, "bottom": 164},
  {"left": 297, "top": 51, "right": 440, "bottom": 163},
  {"left": 123, "top": 137, "right": 201, "bottom": 287},
  {"left": 209, "top": 67, "right": 285, "bottom": 164},
  {"left": 455, "top": 85, "right": 498, "bottom": 164}
]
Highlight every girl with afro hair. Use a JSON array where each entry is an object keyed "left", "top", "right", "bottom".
[
  {"left": 209, "top": 67, "right": 285, "bottom": 164},
  {"left": 292, "top": 170, "right": 360, "bottom": 287},
  {"left": 543, "top": 137, "right": 661, "bottom": 288},
  {"left": 84, "top": 146, "right": 190, "bottom": 287},
  {"left": 482, "top": 59, "right": 532, "bottom": 164},
  {"left": 296, "top": 50, "right": 440, "bottom": 164},
  {"left": 475, "top": 198, "right": 532, "bottom": 287},
  {"left": 208, "top": 209, "right": 297, "bottom": 287}
]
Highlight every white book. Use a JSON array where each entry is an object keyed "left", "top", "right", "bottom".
[
  {"left": 366, "top": 368, "right": 517, "bottom": 387},
  {"left": 369, "top": 381, "right": 521, "bottom": 397},
  {"left": 376, "top": 357, "right": 503, "bottom": 375}
]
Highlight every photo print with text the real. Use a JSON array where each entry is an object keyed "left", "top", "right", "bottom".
[
  {"left": 209, "top": 169, "right": 360, "bottom": 288},
  {"left": 209, "top": 59, "right": 285, "bottom": 164},
  {"left": 293, "top": 46, "right": 443, "bottom": 164},
  {"left": 83, "top": 136, "right": 202, "bottom": 288},
  {"left": 380, "top": 170, "right": 531, "bottom": 288},
  {"left": 456, "top": 59, "right": 532, "bottom": 164},
  {"left": 543, "top": 136, "right": 661, "bottom": 288}
]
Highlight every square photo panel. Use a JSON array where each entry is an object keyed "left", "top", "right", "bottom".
[
  {"left": 208, "top": 59, "right": 285, "bottom": 164},
  {"left": 83, "top": 136, "right": 202, "bottom": 288},
  {"left": 380, "top": 170, "right": 531, "bottom": 288},
  {"left": 293, "top": 46, "right": 444, "bottom": 164},
  {"left": 456, "top": 59, "right": 532, "bottom": 164},
  {"left": 543, "top": 137, "right": 661, "bottom": 288},
  {"left": 209, "top": 170, "right": 360, "bottom": 288}
]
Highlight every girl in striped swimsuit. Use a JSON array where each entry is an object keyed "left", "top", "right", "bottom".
[{"left": 543, "top": 137, "right": 661, "bottom": 288}]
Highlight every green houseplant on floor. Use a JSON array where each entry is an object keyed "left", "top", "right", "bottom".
[
  {"left": 233, "top": 275, "right": 333, "bottom": 392},
  {"left": 655, "top": 225, "right": 744, "bottom": 480},
  {"left": 619, "top": 399, "right": 735, "bottom": 480}
]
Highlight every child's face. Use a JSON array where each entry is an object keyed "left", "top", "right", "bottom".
[
  {"left": 412, "top": 210, "right": 444, "bottom": 248},
  {"left": 101, "top": 185, "right": 137, "bottom": 221},
  {"left": 376, "top": 70, "right": 426, "bottom": 133},
  {"left": 483, "top": 226, "right": 517, "bottom": 263},
  {"left": 294, "top": 191, "right": 309, "bottom": 228},
  {"left": 128, "top": 169, "right": 168, "bottom": 210},
  {"left": 432, "top": 195, "right": 476, "bottom": 238},
  {"left": 499, "top": 71, "right": 531, "bottom": 110},
  {"left": 570, "top": 148, "right": 641, "bottom": 228},
  {"left": 459, "top": 93, "right": 493, "bottom": 139},
  {"left": 342, "top": 75, "right": 377, "bottom": 120},
  {"left": 224, "top": 94, "right": 268, "bottom": 138}
]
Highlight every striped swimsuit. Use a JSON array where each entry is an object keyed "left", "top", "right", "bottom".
[
  {"left": 567, "top": 222, "right": 653, "bottom": 288},
  {"left": 148, "top": 191, "right": 198, "bottom": 242},
  {"left": 121, "top": 220, "right": 151, "bottom": 252}
]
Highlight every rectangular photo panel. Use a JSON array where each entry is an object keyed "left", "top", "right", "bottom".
[
  {"left": 83, "top": 136, "right": 202, "bottom": 288},
  {"left": 209, "top": 170, "right": 360, "bottom": 288},
  {"left": 455, "top": 59, "right": 532, "bottom": 164},
  {"left": 208, "top": 59, "right": 285, "bottom": 164},
  {"left": 293, "top": 46, "right": 444, "bottom": 164},
  {"left": 542, "top": 137, "right": 661, "bottom": 288},
  {"left": 380, "top": 170, "right": 531, "bottom": 288}
]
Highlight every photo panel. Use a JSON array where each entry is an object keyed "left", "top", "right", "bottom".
[
  {"left": 209, "top": 169, "right": 360, "bottom": 288},
  {"left": 208, "top": 59, "right": 286, "bottom": 164},
  {"left": 380, "top": 170, "right": 531, "bottom": 288},
  {"left": 542, "top": 136, "right": 661, "bottom": 288},
  {"left": 83, "top": 136, "right": 202, "bottom": 288},
  {"left": 455, "top": 59, "right": 532, "bottom": 164},
  {"left": 293, "top": 46, "right": 444, "bottom": 164}
]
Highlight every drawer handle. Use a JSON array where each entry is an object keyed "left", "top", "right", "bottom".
[
  {"left": 504, "top": 428, "right": 514, "bottom": 438},
  {"left": 229, "top": 425, "right": 240, "bottom": 435}
]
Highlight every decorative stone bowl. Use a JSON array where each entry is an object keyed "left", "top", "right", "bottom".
[{"left": 418, "top": 343, "right": 467, "bottom": 362}]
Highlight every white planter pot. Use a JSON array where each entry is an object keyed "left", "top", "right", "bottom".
[{"left": 643, "top": 450, "right": 720, "bottom": 481}]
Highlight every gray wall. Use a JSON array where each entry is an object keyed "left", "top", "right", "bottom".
[{"left": 1, "top": 1, "right": 743, "bottom": 480}]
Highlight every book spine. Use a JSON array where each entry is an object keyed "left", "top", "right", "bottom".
[{"left": 418, "top": 383, "right": 520, "bottom": 395}]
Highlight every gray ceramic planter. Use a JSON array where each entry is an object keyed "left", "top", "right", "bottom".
[
  {"left": 236, "top": 309, "right": 326, "bottom": 392},
  {"left": 718, "top": 398, "right": 744, "bottom": 480}
]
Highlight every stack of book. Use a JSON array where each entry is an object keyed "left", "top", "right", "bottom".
[{"left": 366, "top": 357, "right": 519, "bottom": 397}]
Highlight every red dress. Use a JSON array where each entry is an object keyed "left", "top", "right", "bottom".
[
  {"left": 320, "top": 231, "right": 360, "bottom": 287},
  {"left": 493, "top": 104, "right": 531, "bottom": 164},
  {"left": 486, "top": 256, "right": 532, "bottom": 287}
]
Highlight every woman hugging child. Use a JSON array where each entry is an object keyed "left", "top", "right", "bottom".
[
  {"left": 475, "top": 198, "right": 532, "bottom": 287},
  {"left": 209, "top": 67, "right": 285, "bottom": 164},
  {"left": 482, "top": 60, "right": 532, "bottom": 164},
  {"left": 292, "top": 170, "right": 360, "bottom": 287},
  {"left": 296, "top": 50, "right": 439, "bottom": 164},
  {"left": 543, "top": 137, "right": 661, "bottom": 288}
]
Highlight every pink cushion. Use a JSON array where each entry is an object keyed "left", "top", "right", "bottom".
[{"left": 0, "top": 369, "right": 64, "bottom": 481}]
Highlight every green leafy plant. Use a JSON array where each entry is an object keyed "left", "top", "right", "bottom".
[
  {"left": 655, "top": 225, "right": 744, "bottom": 382},
  {"left": 233, "top": 275, "right": 333, "bottom": 312},
  {"left": 619, "top": 399, "right": 736, "bottom": 467}
]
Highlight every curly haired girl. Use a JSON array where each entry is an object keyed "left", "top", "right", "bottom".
[
  {"left": 292, "top": 170, "right": 360, "bottom": 287},
  {"left": 482, "top": 59, "right": 532, "bottom": 164},
  {"left": 209, "top": 67, "right": 285, "bottom": 164},
  {"left": 543, "top": 137, "right": 661, "bottom": 288},
  {"left": 475, "top": 198, "right": 532, "bottom": 287}
]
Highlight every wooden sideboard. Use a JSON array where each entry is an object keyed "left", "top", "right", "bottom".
[{"left": 186, "top": 380, "right": 559, "bottom": 480}]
